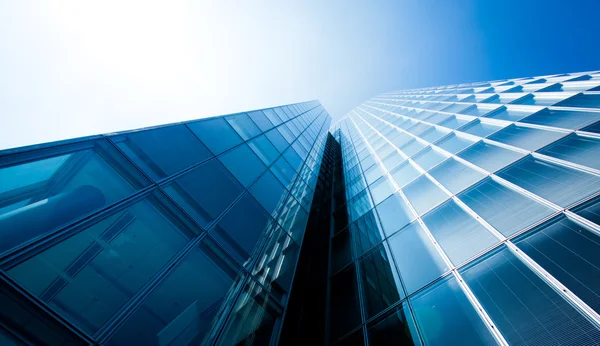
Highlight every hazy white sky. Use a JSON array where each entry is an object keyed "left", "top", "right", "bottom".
[{"left": 1, "top": 0, "right": 598, "bottom": 150}]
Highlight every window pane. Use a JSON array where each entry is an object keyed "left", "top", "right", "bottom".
[
  {"left": 458, "top": 178, "right": 555, "bottom": 237},
  {"left": 163, "top": 159, "right": 243, "bottom": 228},
  {"left": 187, "top": 118, "right": 243, "bottom": 156},
  {"left": 376, "top": 193, "right": 416, "bottom": 236},
  {"left": 265, "top": 128, "right": 289, "bottom": 153},
  {"left": 271, "top": 156, "right": 296, "bottom": 188},
  {"left": 359, "top": 244, "right": 404, "bottom": 318},
  {"left": 410, "top": 275, "right": 496, "bottom": 345},
  {"left": 514, "top": 216, "right": 600, "bottom": 315},
  {"left": 246, "top": 110, "right": 274, "bottom": 132},
  {"left": 537, "top": 133, "right": 600, "bottom": 170},
  {"left": 572, "top": 195, "right": 600, "bottom": 225},
  {"left": 497, "top": 155, "right": 600, "bottom": 207},
  {"left": 457, "top": 140, "right": 525, "bottom": 173},
  {"left": 390, "top": 161, "right": 420, "bottom": 188},
  {"left": 218, "top": 144, "right": 266, "bottom": 187},
  {"left": 381, "top": 152, "right": 403, "bottom": 170},
  {"left": 435, "top": 133, "right": 475, "bottom": 154},
  {"left": 459, "top": 119, "right": 504, "bottom": 138},
  {"left": 488, "top": 124, "right": 566, "bottom": 151},
  {"left": 364, "top": 164, "right": 384, "bottom": 185},
  {"left": 8, "top": 192, "right": 194, "bottom": 334},
  {"left": 554, "top": 93, "right": 600, "bottom": 109},
  {"left": 108, "top": 239, "right": 241, "bottom": 346},
  {"left": 249, "top": 171, "right": 286, "bottom": 217},
  {"left": 423, "top": 200, "right": 498, "bottom": 265},
  {"left": 0, "top": 140, "right": 150, "bottom": 254},
  {"left": 520, "top": 108, "right": 600, "bottom": 130},
  {"left": 484, "top": 105, "right": 537, "bottom": 122},
  {"left": 350, "top": 209, "right": 385, "bottom": 259},
  {"left": 248, "top": 135, "right": 279, "bottom": 166},
  {"left": 369, "top": 176, "right": 396, "bottom": 204},
  {"left": 412, "top": 146, "right": 447, "bottom": 171},
  {"left": 387, "top": 221, "right": 449, "bottom": 294},
  {"left": 225, "top": 113, "right": 261, "bottom": 140},
  {"left": 400, "top": 139, "right": 426, "bottom": 157},
  {"left": 438, "top": 115, "right": 470, "bottom": 130},
  {"left": 367, "top": 302, "right": 421, "bottom": 346},
  {"left": 329, "top": 266, "right": 361, "bottom": 340},
  {"left": 211, "top": 193, "right": 271, "bottom": 265},
  {"left": 429, "top": 158, "right": 486, "bottom": 194},
  {"left": 403, "top": 176, "right": 449, "bottom": 216},
  {"left": 460, "top": 246, "right": 600, "bottom": 345}
]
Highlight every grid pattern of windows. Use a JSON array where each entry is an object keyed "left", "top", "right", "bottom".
[
  {"left": 0, "top": 101, "right": 331, "bottom": 345},
  {"left": 330, "top": 70, "right": 600, "bottom": 345}
]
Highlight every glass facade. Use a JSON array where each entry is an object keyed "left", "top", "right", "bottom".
[
  {"left": 0, "top": 101, "right": 331, "bottom": 345},
  {"left": 3, "top": 70, "right": 600, "bottom": 346},
  {"left": 329, "top": 70, "right": 600, "bottom": 345}
]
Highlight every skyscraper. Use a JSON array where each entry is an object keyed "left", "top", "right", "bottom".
[{"left": 1, "top": 70, "right": 600, "bottom": 346}]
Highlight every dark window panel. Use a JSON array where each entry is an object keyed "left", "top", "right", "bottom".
[
  {"left": 187, "top": 118, "right": 243, "bottom": 156},
  {"left": 218, "top": 144, "right": 266, "bottom": 187}
]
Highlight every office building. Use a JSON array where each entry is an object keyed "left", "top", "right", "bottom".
[{"left": 2, "top": 70, "right": 600, "bottom": 345}]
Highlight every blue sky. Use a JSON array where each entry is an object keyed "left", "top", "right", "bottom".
[{"left": 1, "top": 0, "right": 599, "bottom": 150}]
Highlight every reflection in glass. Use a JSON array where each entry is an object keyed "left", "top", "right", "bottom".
[
  {"left": 358, "top": 245, "right": 403, "bottom": 318},
  {"left": 367, "top": 302, "right": 421, "bottom": 346}
]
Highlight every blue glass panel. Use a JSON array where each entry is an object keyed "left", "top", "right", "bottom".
[
  {"left": 376, "top": 193, "right": 415, "bottom": 236},
  {"left": 572, "top": 195, "right": 600, "bottom": 225},
  {"left": 583, "top": 120, "right": 600, "bottom": 134},
  {"left": 400, "top": 139, "right": 426, "bottom": 157},
  {"left": 461, "top": 246, "right": 600, "bottom": 345},
  {"left": 457, "top": 140, "right": 525, "bottom": 173},
  {"left": 218, "top": 144, "right": 266, "bottom": 187},
  {"left": 412, "top": 146, "right": 447, "bottom": 171},
  {"left": 359, "top": 244, "right": 404, "bottom": 318},
  {"left": 537, "top": 133, "right": 600, "bottom": 170},
  {"left": 278, "top": 198, "right": 309, "bottom": 242},
  {"left": 163, "top": 159, "right": 243, "bottom": 228},
  {"left": 107, "top": 238, "right": 241, "bottom": 346},
  {"left": 403, "top": 176, "right": 449, "bottom": 216},
  {"left": 265, "top": 129, "right": 289, "bottom": 153},
  {"left": 247, "top": 135, "right": 279, "bottom": 166},
  {"left": 515, "top": 216, "right": 600, "bottom": 315},
  {"left": 410, "top": 276, "right": 497, "bottom": 345},
  {"left": 247, "top": 110, "right": 274, "bottom": 132},
  {"left": 438, "top": 116, "right": 470, "bottom": 130},
  {"left": 8, "top": 191, "right": 194, "bottom": 334},
  {"left": 271, "top": 156, "right": 296, "bottom": 188},
  {"left": 350, "top": 208, "right": 385, "bottom": 259},
  {"left": 0, "top": 139, "right": 150, "bottom": 254},
  {"left": 367, "top": 302, "right": 421, "bottom": 346},
  {"left": 459, "top": 119, "right": 504, "bottom": 138},
  {"left": 488, "top": 124, "right": 566, "bottom": 151},
  {"left": 225, "top": 113, "right": 261, "bottom": 140},
  {"left": 458, "top": 178, "right": 555, "bottom": 237},
  {"left": 520, "top": 108, "right": 600, "bottom": 130},
  {"left": 187, "top": 118, "right": 243, "bottom": 156},
  {"left": 387, "top": 221, "right": 449, "bottom": 294},
  {"left": 381, "top": 152, "right": 403, "bottom": 170},
  {"left": 498, "top": 156, "right": 600, "bottom": 207},
  {"left": 423, "top": 200, "right": 498, "bottom": 265},
  {"left": 484, "top": 105, "right": 536, "bottom": 122},
  {"left": 211, "top": 193, "right": 270, "bottom": 265},
  {"left": 262, "top": 108, "right": 283, "bottom": 126},
  {"left": 277, "top": 126, "right": 295, "bottom": 143},
  {"left": 554, "top": 93, "right": 600, "bottom": 109},
  {"left": 283, "top": 147, "right": 303, "bottom": 171},
  {"left": 429, "top": 158, "right": 486, "bottom": 194},
  {"left": 434, "top": 133, "right": 475, "bottom": 154},
  {"left": 389, "top": 161, "right": 420, "bottom": 188},
  {"left": 249, "top": 170, "right": 286, "bottom": 216},
  {"left": 112, "top": 125, "right": 211, "bottom": 180},
  {"left": 511, "top": 93, "right": 570, "bottom": 106},
  {"left": 369, "top": 176, "right": 396, "bottom": 204}
]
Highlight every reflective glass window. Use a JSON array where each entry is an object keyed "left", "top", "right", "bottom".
[
  {"left": 429, "top": 158, "right": 486, "bottom": 194},
  {"left": 458, "top": 178, "right": 555, "bottom": 237},
  {"left": 364, "top": 164, "right": 384, "bottom": 185},
  {"left": 555, "top": 93, "right": 600, "bottom": 109},
  {"left": 498, "top": 156, "right": 600, "bottom": 207},
  {"left": 225, "top": 113, "right": 261, "bottom": 140},
  {"left": 459, "top": 119, "right": 504, "bottom": 138},
  {"left": 277, "top": 197, "right": 309, "bottom": 242},
  {"left": 461, "top": 246, "right": 600, "bottom": 345},
  {"left": 0, "top": 139, "right": 150, "bottom": 254},
  {"left": 438, "top": 115, "right": 470, "bottom": 130},
  {"left": 369, "top": 176, "right": 396, "bottom": 205},
  {"left": 435, "top": 133, "right": 475, "bottom": 154},
  {"left": 381, "top": 152, "right": 403, "bottom": 170},
  {"left": 265, "top": 128, "right": 289, "bottom": 153},
  {"left": 511, "top": 93, "right": 571, "bottom": 106},
  {"left": 515, "top": 216, "right": 600, "bottom": 315},
  {"left": 107, "top": 239, "right": 240, "bottom": 346},
  {"left": 249, "top": 171, "right": 286, "bottom": 217},
  {"left": 583, "top": 120, "right": 600, "bottom": 134},
  {"left": 262, "top": 108, "right": 283, "bottom": 126},
  {"left": 187, "top": 118, "right": 243, "bottom": 156},
  {"left": 520, "top": 108, "right": 600, "bottom": 130},
  {"left": 246, "top": 110, "right": 274, "bottom": 132},
  {"left": 410, "top": 275, "right": 496, "bottom": 345},
  {"left": 458, "top": 104, "right": 500, "bottom": 117},
  {"left": 271, "top": 156, "right": 296, "bottom": 188},
  {"left": 389, "top": 161, "right": 420, "bottom": 188},
  {"left": 423, "top": 200, "right": 497, "bottom": 265},
  {"left": 387, "top": 222, "right": 449, "bottom": 294},
  {"left": 400, "top": 139, "right": 426, "bottom": 157},
  {"left": 488, "top": 124, "right": 566, "bottom": 151},
  {"left": 412, "top": 147, "right": 447, "bottom": 171},
  {"left": 403, "top": 176, "right": 449, "bottom": 216},
  {"left": 8, "top": 192, "right": 195, "bottom": 334},
  {"left": 350, "top": 209, "right": 385, "bottom": 259},
  {"left": 484, "top": 105, "right": 537, "bottom": 122},
  {"left": 112, "top": 125, "right": 211, "bottom": 180},
  {"left": 329, "top": 266, "right": 361, "bottom": 340},
  {"left": 359, "top": 244, "right": 404, "bottom": 318},
  {"left": 457, "top": 140, "right": 525, "bottom": 173},
  {"left": 216, "top": 279, "right": 281, "bottom": 346},
  {"left": 537, "top": 133, "right": 600, "bottom": 170},
  {"left": 211, "top": 193, "right": 270, "bottom": 264},
  {"left": 248, "top": 135, "right": 279, "bottom": 166},
  {"left": 163, "top": 159, "right": 243, "bottom": 228},
  {"left": 367, "top": 302, "right": 421, "bottom": 346},
  {"left": 421, "top": 126, "right": 451, "bottom": 143},
  {"left": 572, "top": 195, "right": 600, "bottom": 225},
  {"left": 376, "top": 193, "right": 416, "bottom": 236},
  {"left": 218, "top": 144, "right": 266, "bottom": 187}
]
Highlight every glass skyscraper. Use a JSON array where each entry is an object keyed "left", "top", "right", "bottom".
[{"left": 1, "top": 70, "right": 600, "bottom": 345}]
